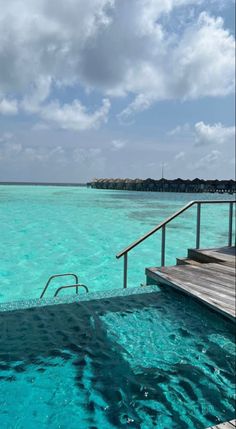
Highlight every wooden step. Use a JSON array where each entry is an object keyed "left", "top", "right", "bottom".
[
  {"left": 146, "top": 246, "right": 235, "bottom": 320},
  {"left": 176, "top": 257, "right": 202, "bottom": 266},
  {"left": 176, "top": 260, "right": 235, "bottom": 278},
  {"left": 188, "top": 246, "right": 235, "bottom": 267},
  {"left": 146, "top": 251, "right": 236, "bottom": 321}
]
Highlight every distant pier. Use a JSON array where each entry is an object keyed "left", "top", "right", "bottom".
[{"left": 88, "top": 178, "right": 236, "bottom": 193}]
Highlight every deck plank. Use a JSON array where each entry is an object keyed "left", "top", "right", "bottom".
[
  {"left": 188, "top": 247, "right": 236, "bottom": 267},
  {"left": 146, "top": 246, "right": 236, "bottom": 321},
  {"left": 150, "top": 265, "right": 235, "bottom": 299},
  {"left": 178, "top": 259, "right": 235, "bottom": 277}
]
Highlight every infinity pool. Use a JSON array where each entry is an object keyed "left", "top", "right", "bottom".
[
  {"left": 0, "top": 185, "right": 234, "bottom": 303},
  {"left": 0, "top": 286, "right": 235, "bottom": 429}
]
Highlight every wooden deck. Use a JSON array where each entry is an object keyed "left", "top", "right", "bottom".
[
  {"left": 146, "top": 246, "right": 236, "bottom": 321},
  {"left": 206, "top": 419, "right": 236, "bottom": 428}
]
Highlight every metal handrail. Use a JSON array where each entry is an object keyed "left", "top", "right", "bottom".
[
  {"left": 40, "top": 273, "right": 79, "bottom": 299},
  {"left": 116, "top": 199, "right": 235, "bottom": 289},
  {"left": 54, "top": 283, "right": 89, "bottom": 297}
]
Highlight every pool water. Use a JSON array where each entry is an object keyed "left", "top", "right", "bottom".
[
  {"left": 0, "top": 287, "right": 235, "bottom": 429},
  {"left": 0, "top": 185, "right": 234, "bottom": 303}
]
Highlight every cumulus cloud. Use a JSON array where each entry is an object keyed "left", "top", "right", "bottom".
[
  {"left": 0, "top": 0, "right": 114, "bottom": 93},
  {"left": 167, "top": 121, "right": 235, "bottom": 147},
  {"left": 167, "top": 121, "right": 234, "bottom": 174},
  {"left": 0, "top": 132, "right": 14, "bottom": 143},
  {"left": 21, "top": 77, "right": 110, "bottom": 131},
  {"left": 193, "top": 149, "right": 221, "bottom": 169},
  {"left": 0, "top": 142, "right": 22, "bottom": 160},
  {"left": 24, "top": 145, "right": 66, "bottom": 163},
  {"left": 111, "top": 139, "right": 127, "bottom": 150},
  {"left": 0, "top": 138, "right": 67, "bottom": 164},
  {"left": 22, "top": 77, "right": 52, "bottom": 113},
  {"left": 194, "top": 121, "right": 235, "bottom": 146},
  {"left": 40, "top": 98, "right": 110, "bottom": 131},
  {"left": 0, "top": 99, "right": 18, "bottom": 115},
  {"left": 170, "top": 13, "right": 235, "bottom": 99},
  {"left": 0, "top": 0, "right": 235, "bottom": 124},
  {"left": 118, "top": 94, "right": 155, "bottom": 122},
  {"left": 118, "top": 10, "right": 235, "bottom": 118},
  {"left": 175, "top": 151, "right": 185, "bottom": 160},
  {"left": 167, "top": 124, "right": 190, "bottom": 136}
]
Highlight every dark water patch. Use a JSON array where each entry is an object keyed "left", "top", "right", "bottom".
[
  {"left": 128, "top": 210, "right": 162, "bottom": 222},
  {"left": 0, "top": 288, "right": 235, "bottom": 428}
]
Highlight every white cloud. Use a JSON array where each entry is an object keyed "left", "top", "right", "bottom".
[
  {"left": 118, "top": 94, "right": 155, "bottom": 122},
  {"left": 118, "top": 10, "right": 235, "bottom": 118},
  {"left": 111, "top": 139, "right": 127, "bottom": 150},
  {"left": 0, "top": 138, "right": 68, "bottom": 164},
  {"left": 73, "top": 147, "right": 102, "bottom": 162},
  {"left": 175, "top": 151, "right": 185, "bottom": 160},
  {"left": 22, "top": 77, "right": 52, "bottom": 113},
  {"left": 167, "top": 121, "right": 235, "bottom": 147},
  {"left": 40, "top": 98, "right": 110, "bottom": 131},
  {"left": 167, "top": 124, "right": 190, "bottom": 136},
  {"left": 167, "top": 121, "right": 234, "bottom": 174},
  {"left": 0, "top": 0, "right": 234, "bottom": 123},
  {"left": 0, "top": 141, "right": 22, "bottom": 160},
  {"left": 32, "top": 122, "right": 50, "bottom": 131},
  {"left": 193, "top": 149, "right": 221, "bottom": 169},
  {"left": 194, "top": 121, "right": 235, "bottom": 146},
  {"left": 0, "top": 99, "right": 18, "bottom": 115},
  {"left": 21, "top": 76, "right": 111, "bottom": 131},
  {"left": 171, "top": 13, "right": 235, "bottom": 99},
  {"left": 24, "top": 145, "right": 66, "bottom": 163},
  {"left": 0, "top": 132, "right": 14, "bottom": 143},
  {"left": 0, "top": 0, "right": 114, "bottom": 93}
]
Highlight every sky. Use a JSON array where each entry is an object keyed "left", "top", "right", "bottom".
[{"left": 0, "top": 0, "right": 235, "bottom": 183}]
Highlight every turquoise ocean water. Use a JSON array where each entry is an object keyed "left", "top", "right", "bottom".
[
  {"left": 0, "top": 185, "right": 235, "bottom": 429},
  {"left": 0, "top": 185, "right": 235, "bottom": 302}
]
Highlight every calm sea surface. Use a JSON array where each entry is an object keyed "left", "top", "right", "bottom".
[{"left": 0, "top": 185, "right": 234, "bottom": 302}]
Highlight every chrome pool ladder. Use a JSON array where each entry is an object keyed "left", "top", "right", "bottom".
[{"left": 40, "top": 273, "right": 89, "bottom": 299}]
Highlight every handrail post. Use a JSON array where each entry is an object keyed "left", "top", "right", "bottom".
[
  {"left": 116, "top": 200, "right": 235, "bottom": 290},
  {"left": 123, "top": 253, "right": 128, "bottom": 288},
  {"left": 228, "top": 202, "right": 233, "bottom": 246},
  {"left": 196, "top": 202, "right": 201, "bottom": 249},
  {"left": 161, "top": 225, "right": 166, "bottom": 267}
]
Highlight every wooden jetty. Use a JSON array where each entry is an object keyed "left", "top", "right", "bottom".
[
  {"left": 146, "top": 246, "right": 236, "bottom": 321},
  {"left": 206, "top": 419, "right": 236, "bottom": 428}
]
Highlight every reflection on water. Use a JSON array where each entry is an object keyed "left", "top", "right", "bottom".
[{"left": 0, "top": 287, "right": 235, "bottom": 428}]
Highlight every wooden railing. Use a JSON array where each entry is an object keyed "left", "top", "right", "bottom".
[{"left": 116, "top": 200, "right": 235, "bottom": 289}]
